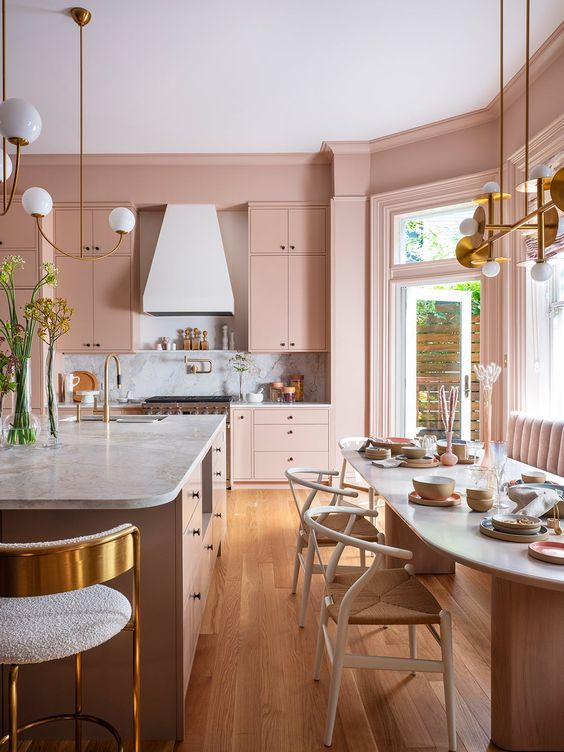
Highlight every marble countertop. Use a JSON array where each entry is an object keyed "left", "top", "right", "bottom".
[
  {"left": 343, "top": 449, "right": 564, "bottom": 592},
  {"left": 0, "top": 415, "right": 224, "bottom": 510},
  {"left": 58, "top": 402, "right": 145, "bottom": 409},
  {"left": 230, "top": 401, "right": 331, "bottom": 408}
]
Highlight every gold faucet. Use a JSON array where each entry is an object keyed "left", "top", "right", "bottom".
[{"left": 93, "top": 353, "right": 122, "bottom": 423}]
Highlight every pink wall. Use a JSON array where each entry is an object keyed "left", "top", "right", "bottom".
[{"left": 19, "top": 159, "right": 333, "bottom": 211}]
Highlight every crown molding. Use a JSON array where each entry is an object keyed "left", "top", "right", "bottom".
[
  {"left": 330, "top": 21, "right": 564, "bottom": 157},
  {"left": 21, "top": 151, "right": 333, "bottom": 168}
]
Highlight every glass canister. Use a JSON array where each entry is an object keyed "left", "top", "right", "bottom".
[
  {"left": 288, "top": 374, "right": 304, "bottom": 402},
  {"left": 270, "top": 381, "right": 284, "bottom": 402},
  {"left": 282, "top": 386, "right": 296, "bottom": 403}
]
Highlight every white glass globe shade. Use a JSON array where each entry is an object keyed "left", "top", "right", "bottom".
[
  {"left": 459, "top": 217, "right": 479, "bottom": 236},
  {"left": 22, "top": 187, "right": 53, "bottom": 217},
  {"left": 0, "top": 153, "right": 13, "bottom": 182},
  {"left": 482, "top": 260, "right": 500, "bottom": 278},
  {"left": 530, "top": 261, "right": 553, "bottom": 282},
  {"left": 0, "top": 98, "right": 42, "bottom": 144},
  {"left": 109, "top": 207, "right": 135, "bottom": 234},
  {"left": 530, "top": 164, "right": 553, "bottom": 180},
  {"left": 482, "top": 181, "right": 500, "bottom": 194}
]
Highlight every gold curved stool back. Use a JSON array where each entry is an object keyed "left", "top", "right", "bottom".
[{"left": 0, "top": 524, "right": 140, "bottom": 752}]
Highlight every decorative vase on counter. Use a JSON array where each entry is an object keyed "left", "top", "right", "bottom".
[
  {"left": 44, "top": 347, "right": 60, "bottom": 448},
  {"left": 3, "top": 358, "right": 41, "bottom": 446},
  {"left": 440, "top": 430, "right": 458, "bottom": 466}
]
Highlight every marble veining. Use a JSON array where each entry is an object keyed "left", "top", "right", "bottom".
[
  {"left": 0, "top": 415, "right": 224, "bottom": 510},
  {"left": 63, "top": 352, "right": 327, "bottom": 402}
]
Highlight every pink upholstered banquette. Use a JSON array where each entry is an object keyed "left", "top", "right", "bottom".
[{"left": 507, "top": 411, "right": 564, "bottom": 476}]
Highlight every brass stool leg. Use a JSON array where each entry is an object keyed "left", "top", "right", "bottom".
[
  {"left": 75, "top": 653, "right": 83, "bottom": 752},
  {"left": 8, "top": 665, "right": 18, "bottom": 752}
]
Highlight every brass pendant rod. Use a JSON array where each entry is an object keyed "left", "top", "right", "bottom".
[
  {"left": 537, "top": 178, "right": 545, "bottom": 261},
  {"left": 35, "top": 8, "right": 129, "bottom": 262},
  {"left": 79, "top": 21, "right": 84, "bottom": 258},
  {"left": 0, "top": 0, "right": 22, "bottom": 217},
  {"left": 499, "top": 0, "right": 504, "bottom": 225},
  {"left": 486, "top": 194, "right": 495, "bottom": 262},
  {"left": 35, "top": 216, "right": 124, "bottom": 261},
  {"left": 487, "top": 223, "right": 537, "bottom": 231},
  {"left": 471, "top": 196, "right": 555, "bottom": 255},
  {"left": 523, "top": 0, "right": 530, "bottom": 216}
]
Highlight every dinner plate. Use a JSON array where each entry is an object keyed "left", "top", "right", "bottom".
[
  {"left": 492, "top": 513, "right": 542, "bottom": 533},
  {"left": 528, "top": 540, "right": 564, "bottom": 564},
  {"left": 480, "top": 518, "right": 549, "bottom": 542},
  {"left": 408, "top": 491, "right": 461, "bottom": 507}
]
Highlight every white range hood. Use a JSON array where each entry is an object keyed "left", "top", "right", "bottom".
[{"left": 143, "top": 204, "right": 235, "bottom": 316}]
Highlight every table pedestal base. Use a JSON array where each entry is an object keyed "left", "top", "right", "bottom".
[
  {"left": 491, "top": 577, "right": 564, "bottom": 751},
  {"left": 384, "top": 502, "right": 455, "bottom": 574}
]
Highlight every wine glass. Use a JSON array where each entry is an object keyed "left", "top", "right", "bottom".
[{"left": 491, "top": 441, "right": 510, "bottom": 512}]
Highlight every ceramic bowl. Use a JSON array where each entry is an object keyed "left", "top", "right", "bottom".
[
  {"left": 401, "top": 445, "right": 427, "bottom": 460},
  {"left": 437, "top": 440, "right": 468, "bottom": 460},
  {"left": 521, "top": 470, "right": 546, "bottom": 484},
  {"left": 412, "top": 475, "right": 456, "bottom": 501},
  {"left": 245, "top": 392, "right": 264, "bottom": 403},
  {"left": 76, "top": 389, "right": 99, "bottom": 406},
  {"left": 466, "top": 496, "right": 494, "bottom": 512},
  {"left": 466, "top": 487, "right": 494, "bottom": 501},
  {"left": 372, "top": 437, "right": 413, "bottom": 455}
]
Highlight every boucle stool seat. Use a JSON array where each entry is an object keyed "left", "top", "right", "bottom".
[
  {"left": 0, "top": 584, "right": 131, "bottom": 665},
  {"left": 0, "top": 524, "right": 141, "bottom": 752}
]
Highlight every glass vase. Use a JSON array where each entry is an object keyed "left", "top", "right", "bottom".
[
  {"left": 3, "top": 358, "right": 41, "bottom": 446},
  {"left": 44, "top": 347, "right": 60, "bottom": 448},
  {"left": 481, "top": 388, "right": 493, "bottom": 468},
  {"left": 0, "top": 393, "right": 6, "bottom": 448}
]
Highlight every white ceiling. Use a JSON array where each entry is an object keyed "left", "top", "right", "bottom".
[{"left": 7, "top": 0, "right": 564, "bottom": 154}]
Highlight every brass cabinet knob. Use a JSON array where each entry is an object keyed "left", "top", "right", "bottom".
[
  {"left": 280, "top": 245, "right": 285, "bottom": 250},
  {"left": 84, "top": 246, "right": 90, "bottom": 251},
  {"left": 287, "top": 415, "right": 293, "bottom": 420},
  {"left": 238, "top": 415, "right": 244, "bottom": 419},
  {"left": 287, "top": 457, "right": 294, "bottom": 462},
  {"left": 290, "top": 245, "right": 295, "bottom": 250},
  {"left": 280, "top": 342, "right": 286, "bottom": 347},
  {"left": 85, "top": 343, "right": 91, "bottom": 347},
  {"left": 290, "top": 342, "right": 295, "bottom": 347},
  {"left": 287, "top": 430, "right": 293, "bottom": 434}
]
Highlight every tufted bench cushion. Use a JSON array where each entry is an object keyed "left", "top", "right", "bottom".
[{"left": 0, "top": 584, "right": 131, "bottom": 665}]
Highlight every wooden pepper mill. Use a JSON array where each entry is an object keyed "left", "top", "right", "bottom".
[{"left": 185, "top": 327, "right": 192, "bottom": 350}]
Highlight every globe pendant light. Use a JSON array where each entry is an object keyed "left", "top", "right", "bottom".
[
  {"left": 0, "top": 0, "right": 42, "bottom": 216},
  {"left": 454, "top": 0, "right": 564, "bottom": 283},
  {"left": 22, "top": 8, "right": 135, "bottom": 261}
]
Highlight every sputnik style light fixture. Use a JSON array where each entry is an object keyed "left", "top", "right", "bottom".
[
  {"left": 0, "top": 0, "right": 42, "bottom": 215},
  {"left": 21, "top": 8, "right": 135, "bottom": 261},
  {"left": 455, "top": 0, "right": 564, "bottom": 282}
]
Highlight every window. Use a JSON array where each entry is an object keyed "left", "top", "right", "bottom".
[{"left": 396, "top": 202, "right": 475, "bottom": 264}]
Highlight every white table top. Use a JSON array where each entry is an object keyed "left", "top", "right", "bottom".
[{"left": 343, "top": 449, "right": 564, "bottom": 592}]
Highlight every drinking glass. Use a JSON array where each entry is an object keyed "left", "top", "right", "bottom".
[
  {"left": 491, "top": 441, "right": 510, "bottom": 511},
  {"left": 467, "top": 439, "right": 483, "bottom": 466}
]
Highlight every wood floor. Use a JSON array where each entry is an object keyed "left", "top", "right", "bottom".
[{"left": 179, "top": 489, "right": 499, "bottom": 752}]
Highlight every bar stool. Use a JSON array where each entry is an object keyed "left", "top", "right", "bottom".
[
  {"left": 305, "top": 505, "right": 456, "bottom": 750},
  {"left": 0, "top": 524, "right": 140, "bottom": 752},
  {"left": 286, "top": 468, "right": 384, "bottom": 628},
  {"left": 338, "top": 436, "right": 385, "bottom": 511}
]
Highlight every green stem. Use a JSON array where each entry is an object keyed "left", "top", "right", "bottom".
[{"left": 46, "top": 346, "right": 57, "bottom": 438}]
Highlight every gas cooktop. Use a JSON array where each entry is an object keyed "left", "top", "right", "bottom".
[{"left": 144, "top": 395, "right": 233, "bottom": 403}]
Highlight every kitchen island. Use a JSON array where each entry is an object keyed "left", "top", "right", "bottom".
[{"left": 0, "top": 415, "right": 228, "bottom": 742}]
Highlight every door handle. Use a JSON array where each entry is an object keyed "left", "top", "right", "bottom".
[{"left": 464, "top": 374, "right": 470, "bottom": 398}]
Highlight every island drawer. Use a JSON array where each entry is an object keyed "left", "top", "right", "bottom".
[
  {"left": 253, "top": 408, "right": 329, "bottom": 425},
  {"left": 254, "top": 450, "right": 328, "bottom": 480},
  {"left": 182, "top": 464, "right": 202, "bottom": 533},
  {"left": 254, "top": 423, "right": 328, "bottom": 452}
]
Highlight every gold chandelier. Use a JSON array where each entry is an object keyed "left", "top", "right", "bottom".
[
  {"left": 21, "top": 8, "right": 135, "bottom": 260},
  {"left": 0, "top": 0, "right": 42, "bottom": 216},
  {"left": 455, "top": 0, "right": 564, "bottom": 282}
]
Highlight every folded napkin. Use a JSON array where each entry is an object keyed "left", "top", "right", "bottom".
[
  {"left": 371, "top": 458, "right": 402, "bottom": 469},
  {"left": 508, "top": 485, "right": 562, "bottom": 517}
]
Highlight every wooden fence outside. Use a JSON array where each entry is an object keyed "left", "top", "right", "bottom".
[{"left": 415, "top": 314, "right": 480, "bottom": 440}]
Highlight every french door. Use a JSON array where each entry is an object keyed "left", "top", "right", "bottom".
[{"left": 397, "top": 285, "right": 475, "bottom": 440}]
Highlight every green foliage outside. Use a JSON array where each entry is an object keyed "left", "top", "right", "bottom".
[{"left": 415, "top": 282, "right": 481, "bottom": 325}]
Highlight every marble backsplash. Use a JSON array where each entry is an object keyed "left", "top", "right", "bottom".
[{"left": 63, "top": 352, "right": 327, "bottom": 402}]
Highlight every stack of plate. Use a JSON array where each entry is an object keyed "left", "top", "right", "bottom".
[
  {"left": 480, "top": 514, "right": 548, "bottom": 542},
  {"left": 365, "top": 446, "right": 391, "bottom": 460},
  {"left": 397, "top": 454, "right": 439, "bottom": 468}
]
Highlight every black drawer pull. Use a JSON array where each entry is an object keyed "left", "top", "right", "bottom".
[
  {"left": 214, "top": 512, "right": 222, "bottom": 519},
  {"left": 191, "top": 592, "right": 201, "bottom": 600},
  {"left": 215, "top": 446, "right": 222, "bottom": 452},
  {"left": 287, "top": 415, "right": 293, "bottom": 420},
  {"left": 192, "top": 528, "right": 201, "bottom": 536},
  {"left": 215, "top": 471, "right": 222, "bottom": 477},
  {"left": 191, "top": 491, "right": 200, "bottom": 499},
  {"left": 287, "top": 429, "right": 293, "bottom": 434},
  {"left": 205, "top": 544, "right": 214, "bottom": 551}
]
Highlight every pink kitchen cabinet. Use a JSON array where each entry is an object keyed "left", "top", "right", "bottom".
[
  {"left": 54, "top": 205, "right": 133, "bottom": 257},
  {"left": 249, "top": 255, "right": 289, "bottom": 351},
  {"left": 232, "top": 409, "right": 253, "bottom": 480},
  {"left": 0, "top": 201, "right": 37, "bottom": 251},
  {"left": 249, "top": 208, "right": 288, "bottom": 254},
  {"left": 249, "top": 205, "right": 327, "bottom": 255},
  {"left": 57, "top": 254, "right": 133, "bottom": 352},
  {"left": 288, "top": 207, "right": 326, "bottom": 254},
  {"left": 289, "top": 254, "right": 326, "bottom": 351}
]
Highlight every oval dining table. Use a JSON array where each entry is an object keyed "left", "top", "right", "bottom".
[{"left": 341, "top": 448, "right": 564, "bottom": 752}]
